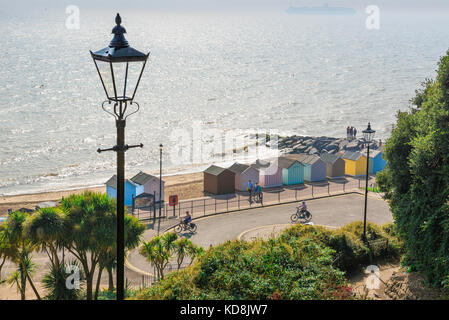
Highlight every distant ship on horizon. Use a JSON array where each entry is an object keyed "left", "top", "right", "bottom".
[{"left": 286, "top": 3, "right": 356, "bottom": 16}]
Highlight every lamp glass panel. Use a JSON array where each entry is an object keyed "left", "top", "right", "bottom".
[
  {"left": 111, "top": 61, "right": 145, "bottom": 100},
  {"left": 363, "top": 131, "right": 375, "bottom": 142},
  {"left": 96, "top": 60, "right": 115, "bottom": 99}
]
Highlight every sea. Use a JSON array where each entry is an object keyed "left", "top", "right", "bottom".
[{"left": 1, "top": 8, "right": 449, "bottom": 196}]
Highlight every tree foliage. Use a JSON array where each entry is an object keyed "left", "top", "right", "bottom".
[
  {"left": 2, "top": 210, "right": 41, "bottom": 300},
  {"left": 60, "top": 191, "right": 145, "bottom": 300},
  {"left": 1, "top": 191, "right": 145, "bottom": 300},
  {"left": 140, "top": 232, "right": 203, "bottom": 281},
  {"left": 378, "top": 51, "right": 449, "bottom": 287}
]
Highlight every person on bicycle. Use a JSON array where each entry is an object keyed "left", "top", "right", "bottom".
[
  {"left": 298, "top": 201, "right": 310, "bottom": 218},
  {"left": 182, "top": 211, "right": 192, "bottom": 229}
]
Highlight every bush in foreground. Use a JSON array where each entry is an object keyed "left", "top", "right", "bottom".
[{"left": 134, "top": 221, "right": 401, "bottom": 300}]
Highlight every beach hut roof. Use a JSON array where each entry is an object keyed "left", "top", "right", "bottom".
[
  {"left": 131, "top": 171, "right": 159, "bottom": 185},
  {"left": 204, "top": 165, "right": 229, "bottom": 176},
  {"left": 35, "top": 201, "right": 58, "bottom": 210},
  {"left": 228, "top": 163, "right": 250, "bottom": 174},
  {"left": 342, "top": 151, "right": 364, "bottom": 161},
  {"left": 251, "top": 159, "right": 271, "bottom": 170},
  {"left": 362, "top": 149, "right": 382, "bottom": 158},
  {"left": 287, "top": 153, "right": 322, "bottom": 165},
  {"left": 134, "top": 192, "right": 154, "bottom": 199},
  {"left": 105, "top": 175, "right": 138, "bottom": 189},
  {"left": 320, "top": 152, "right": 341, "bottom": 164},
  {"left": 277, "top": 157, "right": 299, "bottom": 169}
]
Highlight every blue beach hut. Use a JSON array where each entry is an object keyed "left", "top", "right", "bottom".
[
  {"left": 278, "top": 157, "right": 304, "bottom": 185},
  {"left": 363, "top": 150, "right": 387, "bottom": 174},
  {"left": 105, "top": 175, "right": 144, "bottom": 206}
]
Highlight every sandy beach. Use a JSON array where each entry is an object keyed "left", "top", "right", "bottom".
[{"left": 0, "top": 172, "right": 204, "bottom": 216}]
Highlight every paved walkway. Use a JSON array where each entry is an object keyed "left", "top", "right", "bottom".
[
  {"left": 127, "top": 193, "right": 393, "bottom": 277},
  {"left": 133, "top": 176, "right": 374, "bottom": 222}
]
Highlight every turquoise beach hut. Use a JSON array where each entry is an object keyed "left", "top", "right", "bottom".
[
  {"left": 105, "top": 175, "right": 144, "bottom": 206},
  {"left": 286, "top": 154, "right": 327, "bottom": 182},
  {"left": 362, "top": 150, "right": 387, "bottom": 174},
  {"left": 278, "top": 157, "right": 304, "bottom": 185}
]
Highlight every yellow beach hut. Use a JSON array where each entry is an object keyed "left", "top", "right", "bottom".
[{"left": 342, "top": 151, "right": 367, "bottom": 176}]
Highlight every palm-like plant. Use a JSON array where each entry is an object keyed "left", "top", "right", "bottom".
[
  {"left": 60, "top": 191, "right": 145, "bottom": 300},
  {"left": 140, "top": 232, "right": 178, "bottom": 280},
  {"left": 24, "top": 207, "right": 68, "bottom": 299},
  {"left": 3, "top": 211, "right": 41, "bottom": 300},
  {"left": 0, "top": 225, "right": 14, "bottom": 282},
  {"left": 187, "top": 244, "right": 205, "bottom": 266},
  {"left": 6, "top": 249, "right": 37, "bottom": 299},
  {"left": 42, "top": 260, "right": 84, "bottom": 300},
  {"left": 174, "top": 238, "right": 191, "bottom": 270},
  {"left": 24, "top": 207, "right": 65, "bottom": 270},
  {"left": 60, "top": 191, "right": 116, "bottom": 300}
]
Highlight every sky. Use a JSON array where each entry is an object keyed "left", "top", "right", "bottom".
[{"left": 2, "top": 0, "right": 449, "bottom": 15}]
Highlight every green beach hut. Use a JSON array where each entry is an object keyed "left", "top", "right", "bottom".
[
  {"left": 278, "top": 157, "right": 304, "bottom": 185},
  {"left": 286, "top": 154, "right": 327, "bottom": 182}
]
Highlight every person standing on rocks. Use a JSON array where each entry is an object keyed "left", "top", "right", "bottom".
[
  {"left": 350, "top": 127, "right": 354, "bottom": 140},
  {"left": 347, "top": 126, "right": 351, "bottom": 139},
  {"left": 353, "top": 127, "right": 357, "bottom": 139}
]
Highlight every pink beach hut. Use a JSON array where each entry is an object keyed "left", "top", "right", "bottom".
[{"left": 251, "top": 159, "right": 282, "bottom": 188}]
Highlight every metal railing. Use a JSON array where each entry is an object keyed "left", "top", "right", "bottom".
[
  {"left": 139, "top": 262, "right": 191, "bottom": 288},
  {"left": 132, "top": 176, "right": 375, "bottom": 223}
]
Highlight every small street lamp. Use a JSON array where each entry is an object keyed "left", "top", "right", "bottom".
[
  {"left": 159, "top": 144, "right": 163, "bottom": 219},
  {"left": 90, "top": 13, "right": 149, "bottom": 300},
  {"left": 362, "top": 122, "right": 376, "bottom": 242}
]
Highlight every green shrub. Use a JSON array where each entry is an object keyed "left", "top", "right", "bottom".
[
  {"left": 135, "top": 221, "right": 402, "bottom": 300},
  {"left": 279, "top": 222, "right": 402, "bottom": 274},
  {"left": 135, "top": 237, "right": 348, "bottom": 300},
  {"left": 377, "top": 51, "right": 449, "bottom": 287}
]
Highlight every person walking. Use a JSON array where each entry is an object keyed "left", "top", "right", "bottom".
[
  {"left": 254, "top": 182, "right": 262, "bottom": 202},
  {"left": 247, "top": 180, "right": 253, "bottom": 202}
]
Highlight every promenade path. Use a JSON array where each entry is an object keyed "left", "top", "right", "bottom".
[
  {"left": 127, "top": 192, "right": 393, "bottom": 280},
  {"left": 133, "top": 176, "right": 374, "bottom": 221}
]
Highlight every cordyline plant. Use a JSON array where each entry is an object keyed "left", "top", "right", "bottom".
[
  {"left": 60, "top": 191, "right": 145, "bottom": 300},
  {"left": 2, "top": 210, "right": 41, "bottom": 300},
  {"left": 140, "top": 232, "right": 204, "bottom": 280},
  {"left": 0, "top": 224, "right": 14, "bottom": 282}
]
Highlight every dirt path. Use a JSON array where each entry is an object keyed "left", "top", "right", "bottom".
[{"left": 349, "top": 262, "right": 443, "bottom": 300}]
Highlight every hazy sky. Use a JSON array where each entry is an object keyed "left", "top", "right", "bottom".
[{"left": 2, "top": 0, "right": 449, "bottom": 13}]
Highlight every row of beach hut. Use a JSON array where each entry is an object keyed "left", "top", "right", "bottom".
[
  {"left": 105, "top": 171, "right": 165, "bottom": 206},
  {"left": 204, "top": 150, "right": 386, "bottom": 195}
]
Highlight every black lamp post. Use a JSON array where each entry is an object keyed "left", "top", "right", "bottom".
[
  {"left": 90, "top": 13, "right": 149, "bottom": 300},
  {"left": 159, "top": 144, "right": 163, "bottom": 218},
  {"left": 362, "top": 122, "right": 376, "bottom": 242}
]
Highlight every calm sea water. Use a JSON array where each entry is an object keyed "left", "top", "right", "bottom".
[{"left": 1, "top": 10, "right": 449, "bottom": 195}]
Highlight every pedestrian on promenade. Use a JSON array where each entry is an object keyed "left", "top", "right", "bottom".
[
  {"left": 248, "top": 180, "right": 253, "bottom": 202},
  {"left": 254, "top": 182, "right": 262, "bottom": 202},
  {"left": 248, "top": 180, "right": 253, "bottom": 193}
]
